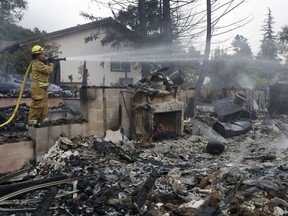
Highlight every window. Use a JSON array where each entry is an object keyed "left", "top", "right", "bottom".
[{"left": 111, "top": 61, "right": 130, "bottom": 72}]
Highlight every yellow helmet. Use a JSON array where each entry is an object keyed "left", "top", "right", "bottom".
[{"left": 31, "top": 45, "right": 44, "bottom": 54}]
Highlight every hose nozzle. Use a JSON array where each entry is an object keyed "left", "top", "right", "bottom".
[
  {"left": 47, "top": 57, "right": 66, "bottom": 62},
  {"left": 54, "top": 57, "right": 66, "bottom": 61}
]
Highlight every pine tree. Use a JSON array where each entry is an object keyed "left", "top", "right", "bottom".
[
  {"left": 231, "top": 34, "right": 253, "bottom": 59},
  {"left": 278, "top": 26, "right": 288, "bottom": 64},
  {"left": 257, "top": 8, "right": 278, "bottom": 61}
]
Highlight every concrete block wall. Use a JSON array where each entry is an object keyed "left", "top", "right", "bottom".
[
  {"left": 24, "top": 87, "right": 194, "bottom": 162},
  {"left": 80, "top": 87, "right": 195, "bottom": 139},
  {"left": 80, "top": 87, "right": 131, "bottom": 137},
  {"left": 0, "top": 141, "right": 34, "bottom": 173},
  {"left": 0, "top": 87, "right": 194, "bottom": 173},
  {"left": 29, "top": 123, "right": 88, "bottom": 160}
]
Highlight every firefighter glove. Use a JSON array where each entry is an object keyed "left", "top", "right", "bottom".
[{"left": 47, "top": 57, "right": 55, "bottom": 63}]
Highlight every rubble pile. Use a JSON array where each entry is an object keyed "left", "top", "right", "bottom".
[
  {"left": 0, "top": 102, "right": 82, "bottom": 144},
  {"left": 0, "top": 104, "right": 31, "bottom": 143},
  {"left": 1, "top": 105, "right": 288, "bottom": 215},
  {"left": 0, "top": 104, "right": 29, "bottom": 133}
]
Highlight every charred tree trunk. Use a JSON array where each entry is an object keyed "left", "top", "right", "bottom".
[
  {"left": 138, "top": 0, "right": 147, "bottom": 41},
  {"left": 82, "top": 61, "right": 88, "bottom": 87},
  {"left": 162, "top": 0, "right": 174, "bottom": 73},
  {"left": 138, "top": 0, "right": 150, "bottom": 77},
  {"left": 162, "top": 0, "right": 172, "bottom": 44},
  {"left": 195, "top": 0, "right": 212, "bottom": 102}
]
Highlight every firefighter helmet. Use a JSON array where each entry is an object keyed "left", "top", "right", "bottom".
[{"left": 31, "top": 45, "right": 44, "bottom": 54}]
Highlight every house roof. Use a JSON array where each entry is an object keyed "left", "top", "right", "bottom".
[
  {"left": 2, "top": 17, "right": 133, "bottom": 52},
  {"left": 36, "top": 17, "right": 132, "bottom": 41}
]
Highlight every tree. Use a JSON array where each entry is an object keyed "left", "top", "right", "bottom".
[
  {"left": 84, "top": 0, "right": 176, "bottom": 77},
  {"left": 193, "top": 0, "right": 250, "bottom": 101},
  {"left": 231, "top": 34, "right": 253, "bottom": 59},
  {"left": 90, "top": 0, "right": 170, "bottom": 47},
  {"left": 138, "top": 0, "right": 147, "bottom": 41},
  {"left": 257, "top": 8, "right": 278, "bottom": 62},
  {"left": 0, "top": 0, "right": 28, "bottom": 23},
  {"left": 0, "top": 40, "right": 61, "bottom": 76},
  {"left": 0, "top": 20, "right": 45, "bottom": 40},
  {"left": 278, "top": 25, "right": 288, "bottom": 64},
  {"left": 86, "top": 0, "right": 252, "bottom": 44},
  {"left": 86, "top": 0, "right": 251, "bottom": 91}
]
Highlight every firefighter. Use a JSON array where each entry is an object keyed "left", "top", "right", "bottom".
[{"left": 28, "top": 45, "right": 54, "bottom": 126}]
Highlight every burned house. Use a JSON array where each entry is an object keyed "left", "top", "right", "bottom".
[
  {"left": 130, "top": 69, "right": 185, "bottom": 141},
  {"left": 1, "top": 69, "right": 288, "bottom": 215}
]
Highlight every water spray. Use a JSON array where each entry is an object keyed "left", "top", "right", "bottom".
[{"left": 64, "top": 46, "right": 202, "bottom": 63}]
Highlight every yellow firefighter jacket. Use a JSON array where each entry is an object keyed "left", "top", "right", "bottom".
[
  {"left": 31, "top": 59, "right": 54, "bottom": 85},
  {"left": 27, "top": 60, "right": 54, "bottom": 124}
]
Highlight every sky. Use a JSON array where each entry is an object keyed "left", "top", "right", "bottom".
[{"left": 18, "top": 0, "right": 288, "bottom": 56}]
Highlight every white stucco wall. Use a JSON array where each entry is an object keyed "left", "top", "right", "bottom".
[{"left": 51, "top": 26, "right": 141, "bottom": 86}]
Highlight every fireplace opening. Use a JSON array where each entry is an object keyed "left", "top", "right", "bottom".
[
  {"left": 131, "top": 101, "right": 184, "bottom": 142},
  {"left": 153, "top": 111, "right": 182, "bottom": 140}
]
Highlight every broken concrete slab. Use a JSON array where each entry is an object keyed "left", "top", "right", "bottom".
[{"left": 104, "top": 129, "right": 123, "bottom": 143}]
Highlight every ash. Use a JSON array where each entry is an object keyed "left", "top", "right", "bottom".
[{"left": 1, "top": 105, "right": 288, "bottom": 216}]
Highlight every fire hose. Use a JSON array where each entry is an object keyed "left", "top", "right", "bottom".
[
  {"left": 0, "top": 57, "right": 66, "bottom": 128},
  {"left": 0, "top": 61, "right": 33, "bottom": 128}
]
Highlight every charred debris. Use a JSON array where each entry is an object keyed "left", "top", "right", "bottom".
[
  {"left": 0, "top": 70, "right": 288, "bottom": 215},
  {"left": 0, "top": 100, "right": 82, "bottom": 144}
]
